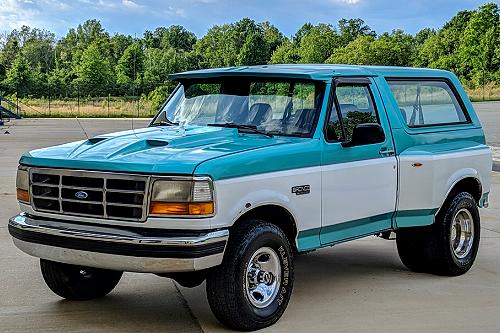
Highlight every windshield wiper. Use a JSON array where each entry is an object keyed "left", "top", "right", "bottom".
[{"left": 207, "top": 122, "right": 273, "bottom": 137}]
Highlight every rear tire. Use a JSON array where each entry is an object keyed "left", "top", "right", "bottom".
[
  {"left": 396, "top": 226, "right": 432, "bottom": 273},
  {"left": 206, "top": 220, "right": 294, "bottom": 331},
  {"left": 396, "top": 192, "right": 480, "bottom": 276},
  {"left": 40, "top": 259, "right": 123, "bottom": 300}
]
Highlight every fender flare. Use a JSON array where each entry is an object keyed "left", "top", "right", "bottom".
[{"left": 436, "top": 168, "right": 482, "bottom": 216}]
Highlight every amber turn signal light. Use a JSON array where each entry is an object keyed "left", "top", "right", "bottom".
[
  {"left": 149, "top": 202, "right": 214, "bottom": 215},
  {"left": 16, "top": 188, "right": 29, "bottom": 203}
]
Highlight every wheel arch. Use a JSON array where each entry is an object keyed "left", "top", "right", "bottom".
[
  {"left": 230, "top": 204, "right": 298, "bottom": 252},
  {"left": 437, "top": 174, "right": 482, "bottom": 216}
]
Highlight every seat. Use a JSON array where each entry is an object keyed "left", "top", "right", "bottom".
[
  {"left": 400, "top": 108, "right": 408, "bottom": 123},
  {"left": 293, "top": 108, "right": 316, "bottom": 131},
  {"left": 248, "top": 103, "right": 272, "bottom": 126}
]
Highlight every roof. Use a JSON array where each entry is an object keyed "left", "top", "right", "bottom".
[{"left": 169, "top": 64, "right": 453, "bottom": 82}]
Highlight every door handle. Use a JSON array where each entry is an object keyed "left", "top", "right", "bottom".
[{"left": 379, "top": 147, "right": 395, "bottom": 157}]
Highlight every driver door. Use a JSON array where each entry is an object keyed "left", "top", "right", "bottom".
[{"left": 320, "top": 77, "right": 397, "bottom": 245}]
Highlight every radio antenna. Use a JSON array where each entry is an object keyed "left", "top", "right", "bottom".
[
  {"left": 75, "top": 117, "right": 89, "bottom": 139},
  {"left": 131, "top": 33, "right": 139, "bottom": 139}
]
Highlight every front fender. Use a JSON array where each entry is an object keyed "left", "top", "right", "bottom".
[{"left": 209, "top": 168, "right": 322, "bottom": 232}]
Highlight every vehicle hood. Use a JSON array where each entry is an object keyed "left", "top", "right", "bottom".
[{"left": 20, "top": 125, "right": 295, "bottom": 174}]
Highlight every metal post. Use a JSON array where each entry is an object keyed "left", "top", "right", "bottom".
[
  {"left": 482, "top": 67, "right": 485, "bottom": 102},
  {"left": 108, "top": 93, "right": 110, "bottom": 118},
  {"left": 482, "top": 54, "right": 486, "bottom": 102},
  {"left": 77, "top": 84, "right": 80, "bottom": 116},
  {"left": 48, "top": 82, "right": 51, "bottom": 115}
]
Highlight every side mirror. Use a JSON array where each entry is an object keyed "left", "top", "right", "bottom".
[{"left": 341, "top": 123, "right": 385, "bottom": 148}]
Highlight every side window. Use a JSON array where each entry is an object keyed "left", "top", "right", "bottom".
[
  {"left": 326, "top": 84, "right": 378, "bottom": 141},
  {"left": 387, "top": 80, "right": 468, "bottom": 127}
]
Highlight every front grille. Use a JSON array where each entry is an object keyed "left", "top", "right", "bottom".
[{"left": 29, "top": 168, "right": 150, "bottom": 222}]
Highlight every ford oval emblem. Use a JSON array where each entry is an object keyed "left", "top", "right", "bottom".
[{"left": 75, "top": 191, "right": 89, "bottom": 199}]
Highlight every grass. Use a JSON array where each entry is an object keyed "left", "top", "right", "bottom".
[
  {"left": 14, "top": 97, "right": 156, "bottom": 118},
  {"left": 465, "top": 83, "right": 500, "bottom": 102}
]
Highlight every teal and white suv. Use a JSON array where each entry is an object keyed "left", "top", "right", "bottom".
[{"left": 9, "top": 65, "right": 492, "bottom": 330}]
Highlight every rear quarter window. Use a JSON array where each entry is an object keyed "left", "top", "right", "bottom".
[{"left": 387, "top": 79, "right": 469, "bottom": 127}]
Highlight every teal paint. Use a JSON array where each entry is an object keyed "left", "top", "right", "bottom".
[
  {"left": 297, "top": 212, "right": 393, "bottom": 252},
  {"left": 296, "top": 228, "right": 322, "bottom": 252},
  {"left": 319, "top": 212, "right": 393, "bottom": 246},
  {"left": 297, "top": 209, "right": 444, "bottom": 252},
  {"left": 394, "top": 208, "right": 438, "bottom": 228},
  {"left": 170, "top": 64, "right": 375, "bottom": 82},
  {"left": 195, "top": 139, "right": 322, "bottom": 180},
  {"left": 170, "top": 64, "right": 469, "bottom": 83},
  {"left": 479, "top": 192, "right": 490, "bottom": 208},
  {"left": 20, "top": 125, "right": 308, "bottom": 176}
]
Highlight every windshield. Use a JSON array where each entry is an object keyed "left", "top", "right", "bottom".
[{"left": 151, "top": 78, "right": 325, "bottom": 137}]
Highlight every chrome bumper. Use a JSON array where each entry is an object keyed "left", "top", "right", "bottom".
[{"left": 8, "top": 213, "right": 228, "bottom": 273}]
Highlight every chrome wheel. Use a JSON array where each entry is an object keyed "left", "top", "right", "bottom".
[
  {"left": 245, "top": 247, "right": 281, "bottom": 308},
  {"left": 450, "top": 208, "right": 475, "bottom": 259}
]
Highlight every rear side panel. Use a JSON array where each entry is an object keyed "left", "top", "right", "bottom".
[
  {"left": 375, "top": 73, "right": 492, "bottom": 228},
  {"left": 396, "top": 142, "right": 491, "bottom": 227}
]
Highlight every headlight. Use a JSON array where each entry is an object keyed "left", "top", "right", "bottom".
[
  {"left": 149, "top": 178, "right": 214, "bottom": 216},
  {"left": 16, "top": 166, "right": 30, "bottom": 204}
]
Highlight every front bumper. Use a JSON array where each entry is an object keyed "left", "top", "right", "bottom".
[{"left": 8, "top": 213, "right": 228, "bottom": 273}]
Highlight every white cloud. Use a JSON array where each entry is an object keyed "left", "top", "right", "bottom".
[
  {"left": 77, "top": 0, "right": 118, "bottom": 10},
  {"left": 333, "top": 0, "right": 361, "bottom": 4},
  {"left": 0, "top": 0, "right": 73, "bottom": 32},
  {"left": 122, "top": 0, "right": 142, "bottom": 9},
  {"left": 0, "top": 0, "right": 41, "bottom": 30}
]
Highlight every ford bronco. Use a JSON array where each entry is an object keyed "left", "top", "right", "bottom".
[{"left": 9, "top": 65, "right": 492, "bottom": 330}]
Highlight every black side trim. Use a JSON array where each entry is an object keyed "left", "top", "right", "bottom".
[{"left": 9, "top": 225, "right": 226, "bottom": 259}]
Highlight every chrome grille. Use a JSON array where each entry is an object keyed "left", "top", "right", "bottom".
[{"left": 29, "top": 168, "right": 150, "bottom": 222}]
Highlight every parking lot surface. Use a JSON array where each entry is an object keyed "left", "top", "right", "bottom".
[{"left": 1, "top": 103, "right": 500, "bottom": 333}]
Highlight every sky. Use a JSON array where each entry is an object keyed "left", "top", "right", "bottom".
[{"left": 0, "top": 0, "right": 492, "bottom": 38}]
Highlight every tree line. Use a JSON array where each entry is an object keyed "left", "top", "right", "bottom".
[{"left": 0, "top": 2, "right": 498, "bottom": 110}]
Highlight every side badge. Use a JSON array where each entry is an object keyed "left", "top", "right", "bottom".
[{"left": 292, "top": 185, "right": 310, "bottom": 195}]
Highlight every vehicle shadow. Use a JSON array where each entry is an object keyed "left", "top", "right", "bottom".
[
  {"left": 179, "top": 238, "right": 452, "bottom": 332},
  {"left": 45, "top": 277, "right": 202, "bottom": 333}
]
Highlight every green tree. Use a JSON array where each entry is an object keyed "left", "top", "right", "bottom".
[
  {"left": 458, "top": 3, "right": 499, "bottom": 84},
  {"left": 116, "top": 42, "right": 144, "bottom": 91},
  {"left": 110, "top": 34, "right": 134, "bottom": 65},
  {"left": 327, "top": 30, "right": 415, "bottom": 67},
  {"left": 193, "top": 18, "right": 273, "bottom": 68},
  {"left": 4, "top": 53, "right": 34, "bottom": 97},
  {"left": 260, "top": 22, "right": 286, "bottom": 57},
  {"left": 338, "top": 18, "right": 376, "bottom": 46},
  {"left": 160, "top": 25, "right": 197, "bottom": 51},
  {"left": 74, "top": 43, "right": 113, "bottom": 95},
  {"left": 270, "top": 41, "right": 300, "bottom": 64},
  {"left": 143, "top": 47, "right": 189, "bottom": 90},
  {"left": 237, "top": 33, "right": 269, "bottom": 65},
  {"left": 298, "top": 24, "right": 340, "bottom": 63}
]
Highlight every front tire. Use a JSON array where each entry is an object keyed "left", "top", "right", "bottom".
[
  {"left": 40, "top": 259, "right": 123, "bottom": 300},
  {"left": 206, "top": 220, "right": 294, "bottom": 331}
]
